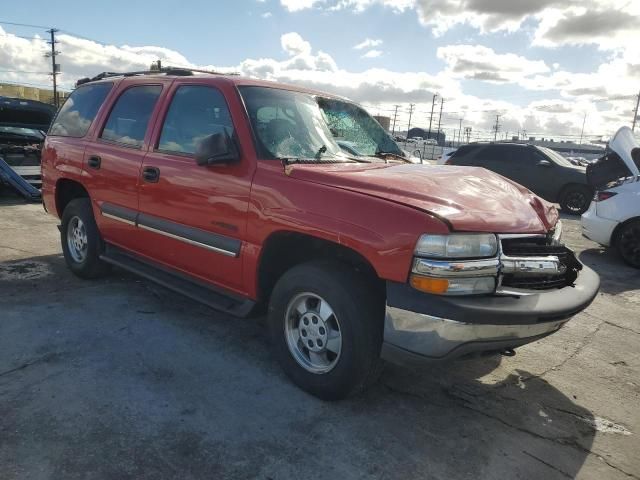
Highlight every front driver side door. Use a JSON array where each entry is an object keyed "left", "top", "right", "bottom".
[{"left": 136, "top": 82, "right": 254, "bottom": 294}]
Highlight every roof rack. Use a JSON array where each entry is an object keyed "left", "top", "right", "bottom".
[{"left": 76, "top": 65, "right": 237, "bottom": 86}]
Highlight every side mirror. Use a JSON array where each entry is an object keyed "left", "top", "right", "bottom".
[
  {"left": 195, "top": 131, "right": 239, "bottom": 166},
  {"left": 537, "top": 159, "right": 552, "bottom": 167}
]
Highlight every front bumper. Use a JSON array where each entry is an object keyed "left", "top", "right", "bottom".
[{"left": 381, "top": 265, "right": 600, "bottom": 365}]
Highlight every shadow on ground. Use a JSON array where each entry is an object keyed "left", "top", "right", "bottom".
[
  {"left": 578, "top": 247, "right": 640, "bottom": 295},
  {"left": 0, "top": 254, "right": 598, "bottom": 479}
]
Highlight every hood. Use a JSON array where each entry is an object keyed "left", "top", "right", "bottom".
[
  {"left": 609, "top": 126, "right": 640, "bottom": 177},
  {"left": 0, "top": 97, "right": 56, "bottom": 131},
  {"left": 287, "top": 162, "right": 558, "bottom": 233},
  {"left": 587, "top": 127, "right": 640, "bottom": 188}
]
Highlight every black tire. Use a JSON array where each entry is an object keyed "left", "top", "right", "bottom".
[
  {"left": 60, "top": 198, "right": 111, "bottom": 279},
  {"left": 616, "top": 220, "right": 640, "bottom": 269},
  {"left": 267, "top": 260, "right": 383, "bottom": 400},
  {"left": 559, "top": 185, "right": 592, "bottom": 215}
]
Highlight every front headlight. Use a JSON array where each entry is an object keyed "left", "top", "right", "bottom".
[{"left": 415, "top": 233, "right": 498, "bottom": 258}]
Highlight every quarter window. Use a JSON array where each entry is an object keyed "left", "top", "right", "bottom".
[
  {"left": 101, "top": 85, "right": 162, "bottom": 148},
  {"left": 158, "top": 86, "right": 234, "bottom": 155},
  {"left": 49, "top": 83, "right": 112, "bottom": 137}
]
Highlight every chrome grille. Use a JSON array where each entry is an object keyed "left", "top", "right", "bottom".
[{"left": 499, "top": 235, "right": 580, "bottom": 291}]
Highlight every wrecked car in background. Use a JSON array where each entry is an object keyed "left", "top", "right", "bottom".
[
  {"left": 582, "top": 126, "right": 640, "bottom": 268},
  {"left": 0, "top": 97, "right": 56, "bottom": 201}
]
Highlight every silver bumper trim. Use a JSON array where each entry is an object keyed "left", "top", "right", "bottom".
[{"left": 383, "top": 305, "right": 567, "bottom": 360}]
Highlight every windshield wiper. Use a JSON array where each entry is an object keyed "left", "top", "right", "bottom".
[
  {"left": 315, "top": 145, "right": 327, "bottom": 160},
  {"left": 374, "top": 149, "right": 413, "bottom": 163}
]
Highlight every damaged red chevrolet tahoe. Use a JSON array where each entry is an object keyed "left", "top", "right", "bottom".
[{"left": 41, "top": 70, "right": 600, "bottom": 399}]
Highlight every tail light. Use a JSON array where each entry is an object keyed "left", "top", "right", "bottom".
[{"left": 594, "top": 191, "right": 617, "bottom": 202}]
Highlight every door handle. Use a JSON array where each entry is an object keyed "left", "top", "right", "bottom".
[
  {"left": 87, "top": 155, "right": 101, "bottom": 169},
  {"left": 142, "top": 166, "right": 160, "bottom": 183}
]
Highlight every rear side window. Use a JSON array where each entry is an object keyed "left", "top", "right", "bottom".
[
  {"left": 49, "top": 83, "right": 112, "bottom": 137},
  {"left": 475, "top": 145, "right": 508, "bottom": 163},
  {"left": 101, "top": 85, "right": 162, "bottom": 148},
  {"left": 158, "top": 86, "right": 234, "bottom": 155}
]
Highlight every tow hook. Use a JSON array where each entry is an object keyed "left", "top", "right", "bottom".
[{"left": 500, "top": 348, "right": 516, "bottom": 357}]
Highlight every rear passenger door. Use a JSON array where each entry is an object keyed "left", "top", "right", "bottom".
[
  {"left": 137, "top": 82, "right": 254, "bottom": 293},
  {"left": 475, "top": 145, "right": 511, "bottom": 177},
  {"left": 85, "top": 83, "right": 164, "bottom": 251}
]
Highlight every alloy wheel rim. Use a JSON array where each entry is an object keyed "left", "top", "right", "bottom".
[
  {"left": 284, "top": 292, "right": 342, "bottom": 374},
  {"left": 67, "top": 216, "right": 88, "bottom": 263},
  {"left": 619, "top": 224, "right": 640, "bottom": 266},
  {"left": 566, "top": 191, "right": 587, "bottom": 212}
]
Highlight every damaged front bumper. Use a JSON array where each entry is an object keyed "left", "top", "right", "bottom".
[{"left": 381, "top": 265, "right": 600, "bottom": 366}]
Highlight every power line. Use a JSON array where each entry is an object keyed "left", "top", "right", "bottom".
[
  {"left": 0, "top": 69, "right": 50, "bottom": 74},
  {"left": 0, "top": 20, "right": 51, "bottom": 30},
  {"left": 0, "top": 32, "right": 47, "bottom": 41}
]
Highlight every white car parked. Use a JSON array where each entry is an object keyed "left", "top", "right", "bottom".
[{"left": 581, "top": 126, "right": 640, "bottom": 268}]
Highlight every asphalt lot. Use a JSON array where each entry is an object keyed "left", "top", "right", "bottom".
[{"left": 1, "top": 196, "right": 639, "bottom": 480}]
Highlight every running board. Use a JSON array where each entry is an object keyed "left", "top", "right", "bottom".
[{"left": 100, "top": 244, "right": 255, "bottom": 317}]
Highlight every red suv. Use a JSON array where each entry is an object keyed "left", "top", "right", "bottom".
[{"left": 42, "top": 69, "right": 599, "bottom": 399}]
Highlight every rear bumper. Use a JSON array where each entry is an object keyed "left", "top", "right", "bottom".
[
  {"left": 581, "top": 204, "right": 617, "bottom": 247},
  {"left": 381, "top": 265, "right": 600, "bottom": 365}
]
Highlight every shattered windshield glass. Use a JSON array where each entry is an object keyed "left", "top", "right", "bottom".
[
  {"left": 318, "top": 98, "right": 403, "bottom": 157},
  {"left": 239, "top": 86, "right": 346, "bottom": 161}
]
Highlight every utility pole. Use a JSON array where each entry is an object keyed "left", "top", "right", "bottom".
[
  {"left": 427, "top": 94, "right": 438, "bottom": 141},
  {"left": 436, "top": 98, "right": 444, "bottom": 145},
  {"left": 493, "top": 114, "right": 501, "bottom": 141},
  {"left": 46, "top": 28, "right": 60, "bottom": 108},
  {"left": 406, "top": 104, "right": 415, "bottom": 139},
  {"left": 632, "top": 90, "right": 640, "bottom": 132},
  {"left": 457, "top": 118, "right": 463, "bottom": 146},
  {"left": 391, "top": 105, "right": 400, "bottom": 135},
  {"left": 579, "top": 113, "right": 587, "bottom": 144}
]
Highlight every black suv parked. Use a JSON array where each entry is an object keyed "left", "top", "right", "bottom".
[{"left": 447, "top": 143, "right": 593, "bottom": 214}]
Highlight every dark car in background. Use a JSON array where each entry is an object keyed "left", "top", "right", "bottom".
[
  {"left": 0, "top": 97, "right": 56, "bottom": 200},
  {"left": 446, "top": 142, "right": 593, "bottom": 214}
]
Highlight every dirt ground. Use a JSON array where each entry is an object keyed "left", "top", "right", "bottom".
[{"left": 1, "top": 197, "right": 639, "bottom": 480}]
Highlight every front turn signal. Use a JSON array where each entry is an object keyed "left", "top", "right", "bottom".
[{"left": 409, "top": 275, "right": 449, "bottom": 294}]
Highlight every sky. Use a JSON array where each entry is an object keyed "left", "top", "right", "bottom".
[{"left": 1, "top": 0, "right": 639, "bottom": 141}]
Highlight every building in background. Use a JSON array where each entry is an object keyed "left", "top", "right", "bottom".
[
  {"left": 0, "top": 83, "right": 68, "bottom": 106},
  {"left": 372, "top": 115, "right": 391, "bottom": 131}
]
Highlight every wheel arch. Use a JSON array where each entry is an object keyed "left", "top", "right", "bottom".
[
  {"left": 55, "top": 178, "right": 90, "bottom": 217},
  {"left": 256, "top": 230, "right": 384, "bottom": 304}
]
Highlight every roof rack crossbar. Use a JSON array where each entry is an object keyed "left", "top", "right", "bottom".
[{"left": 76, "top": 66, "right": 238, "bottom": 86}]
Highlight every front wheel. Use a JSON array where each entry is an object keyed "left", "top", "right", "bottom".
[
  {"left": 267, "top": 261, "right": 383, "bottom": 400},
  {"left": 559, "top": 185, "right": 592, "bottom": 215},
  {"left": 616, "top": 220, "right": 640, "bottom": 268}
]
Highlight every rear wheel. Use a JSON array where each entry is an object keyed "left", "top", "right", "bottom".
[
  {"left": 61, "top": 198, "right": 111, "bottom": 279},
  {"left": 559, "top": 185, "right": 591, "bottom": 215},
  {"left": 616, "top": 220, "right": 640, "bottom": 269},
  {"left": 267, "top": 261, "right": 383, "bottom": 400}
]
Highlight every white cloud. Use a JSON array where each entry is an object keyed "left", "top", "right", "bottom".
[
  {"left": 354, "top": 38, "right": 383, "bottom": 50},
  {"left": 261, "top": 11, "right": 273, "bottom": 18},
  {"left": 361, "top": 49, "right": 383, "bottom": 58},
  {"left": 0, "top": 26, "right": 633, "bottom": 139},
  {"left": 280, "top": 0, "right": 323, "bottom": 11},
  {"left": 281, "top": 32, "right": 312, "bottom": 56},
  {"left": 437, "top": 45, "right": 549, "bottom": 82}
]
